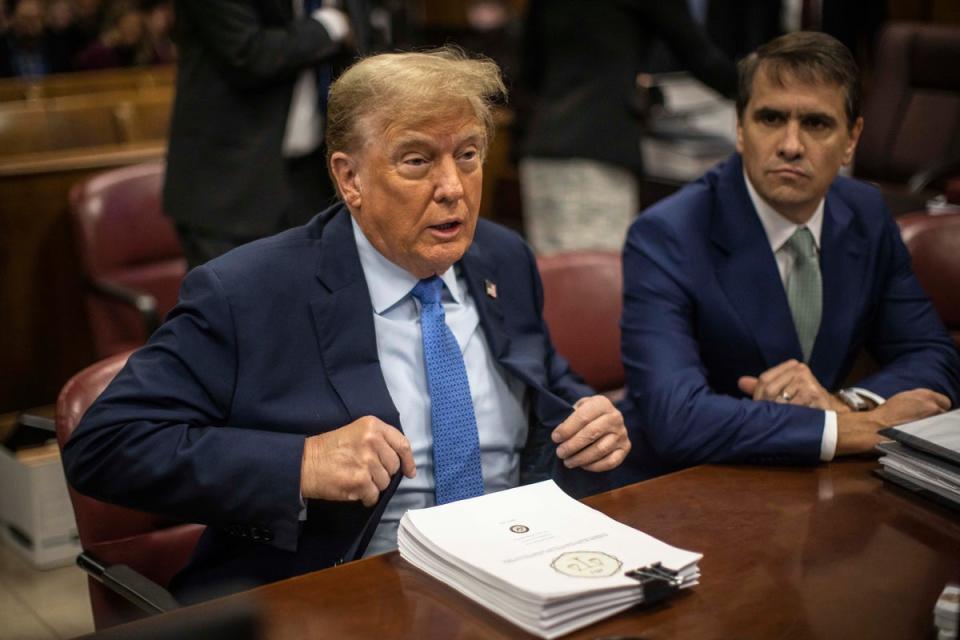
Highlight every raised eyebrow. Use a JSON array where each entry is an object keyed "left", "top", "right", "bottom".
[
  {"left": 753, "top": 106, "right": 787, "bottom": 120},
  {"left": 800, "top": 112, "right": 838, "bottom": 125},
  {"left": 393, "top": 136, "right": 434, "bottom": 155},
  {"left": 456, "top": 133, "right": 484, "bottom": 150}
]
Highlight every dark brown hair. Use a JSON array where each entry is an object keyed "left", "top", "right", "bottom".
[{"left": 736, "top": 31, "right": 861, "bottom": 130}]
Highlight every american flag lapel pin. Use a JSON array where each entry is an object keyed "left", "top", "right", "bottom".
[{"left": 484, "top": 279, "right": 498, "bottom": 299}]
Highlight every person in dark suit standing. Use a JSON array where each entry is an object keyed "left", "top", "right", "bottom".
[
  {"left": 163, "top": 0, "right": 372, "bottom": 268},
  {"left": 63, "top": 47, "right": 630, "bottom": 602},
  {"left": 617, "top": 32, "right": 959, "bottom": 484},
  {"left": 517, "top": 0, "right": 737, "bottom": 254}
]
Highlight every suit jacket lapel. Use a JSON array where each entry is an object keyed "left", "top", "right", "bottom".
[
  {"left": 460, "top": 239, "right": 511, "bottom": 362},
  {"left": 461, "top": 235, "right": 573, "bottom": 426},
  {"left": 711, "top": 156, "right": 802, "bottom": 369},
  {"left": 810, "top": 190, "right": 867, "bottom": 385},
  {"left": 308, "top": 207, "right": 400, "bottom": 429}
]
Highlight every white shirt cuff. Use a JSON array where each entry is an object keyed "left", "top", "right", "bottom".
[
  {"left": 850, "top": 387, "right": 885, "bottom": 406},
  {"left": 312, "top": 8, "right": 350, "bottom": 43},
  {"left": 820, "top": 410, "right": 838, "bottom": 461}
]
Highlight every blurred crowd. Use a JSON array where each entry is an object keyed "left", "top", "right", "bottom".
[{"left": 0, "top": 0, "right": 174, "bottom": 77}]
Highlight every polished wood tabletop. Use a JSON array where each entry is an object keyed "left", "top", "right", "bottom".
[{"left": 92, "top": 460, "right": 960, "bottom": 639}]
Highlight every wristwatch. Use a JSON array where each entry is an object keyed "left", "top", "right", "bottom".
[{"left": 837, "top": 388, "right": 871, "bottom": 411}]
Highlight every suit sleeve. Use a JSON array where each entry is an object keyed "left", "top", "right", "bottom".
[
  {"left": 176, "top": 0, "right": 340, "bottom": 88},
  {"left": 62, "top": 265, "right": 306, "bottom": 552},
  {"left": 855, "top": 214, "right": 960, "bottom": 404},
  {"left": 633, "top": 1, "right": 738, "bottom": 98},
  {"left": 621, "top": 215, "right": 824, "bottom": 466}
]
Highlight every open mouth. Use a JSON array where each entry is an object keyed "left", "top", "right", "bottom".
[{"left": 430, "top": 221, "right": 462, "bottom": 232}]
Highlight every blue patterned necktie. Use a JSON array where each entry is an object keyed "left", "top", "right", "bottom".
[{"left": 411, "top": 276, "right": 485, "bottom": 504}]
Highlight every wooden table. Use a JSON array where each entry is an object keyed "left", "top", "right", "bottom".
[{"left": 89, "top": 460, "right": 960, "bottom": 639}]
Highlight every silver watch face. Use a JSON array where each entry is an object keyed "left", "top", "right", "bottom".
[{"left": 839, "top": 389, "right": 868, "bottom": 411}]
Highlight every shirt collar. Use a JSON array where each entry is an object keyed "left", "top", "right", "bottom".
[
  {"left": 743, "top": 169, "right": 824, "bottom": 253},
  {"left": 351, "top": 215, "right": 463, "bottom": 314}
]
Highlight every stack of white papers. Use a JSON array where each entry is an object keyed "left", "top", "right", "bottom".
[
  {"left": 398, "top": 480, "right": 702, "bottom": 639},
  {"left": 878, "top": 409, "right": 960, "bottom": 509}
]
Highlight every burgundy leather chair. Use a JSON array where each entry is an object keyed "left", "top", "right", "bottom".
[
  {"left": 68, "top": 162, "right": 186, "bottom": 359},
  {"left": 897, "top": 212, "right": 960, "bottom": 348},
  {"left": 55, "top": 351, "right": 204, "bottom": 630},
  {"left": 855, "top": 22, "right": 960, "bottom": 214},
  {"left": 536, "top": 251, "right": 624, "bottom": 397}
]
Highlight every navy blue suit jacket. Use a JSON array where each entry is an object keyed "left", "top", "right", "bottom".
[
  {"left": 617, "top": 154, "right": 960, "bottom": 483},
  {"left": 62, "top": 205, "right": 595, "bottom": 600}
]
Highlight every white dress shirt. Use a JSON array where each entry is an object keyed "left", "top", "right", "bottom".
[
  {"left": 743, "top": 172, "right": 883, "bottom": 461},
  {"left": 350, "top": 218, "right": 529, "bottom": 556},
  {"left": 282, "top": 3, "right": 350, "bottom": 157},
  {"left": 744, "top": 172, "right": 835, "bottom": 460}
]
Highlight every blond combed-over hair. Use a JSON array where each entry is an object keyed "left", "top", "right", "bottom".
[{"left": 325, "top": 46, "right": 506, "bottom": 184}]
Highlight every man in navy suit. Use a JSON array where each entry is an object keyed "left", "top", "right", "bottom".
[
  {"left": 618, "top": 31, "right": 959, "bottom": 483},
  {"left": 63, "top": 48, "right": 630, "bottom": 601}
]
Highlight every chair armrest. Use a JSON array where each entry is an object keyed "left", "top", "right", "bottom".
[
  {"left": 77, "top": 551, "right": 180, "bottom": 614},
  {"left": 17, "top": 412, "right": 55, "bottom": 432},
  {"left": 908, "top": 156, "right": 960, "bottom": 192},
  {"left": 89, "top": 278, "right": 161, "bottom": 337}
]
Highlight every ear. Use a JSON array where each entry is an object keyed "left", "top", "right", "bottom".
[
  {"left": 842, "top": 116, "right": 864, "bottom": 165},
  {"left": 330, "top": 151, "right": 362, "bottom": 208},
  {"left": 735, "top": 118, "right": 745, "bottom": 154}
]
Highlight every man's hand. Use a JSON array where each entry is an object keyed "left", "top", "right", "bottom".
[
  {"left": 552, "top": 396, "right": 630, "bottom": 472},
  {"left": 738, "top": 359, "right": 847, "bottom": 412},
  {"left": 300, "top": 416, "right": 416, "bottom": 506},
  {"left": 836, "top": 388, "right": 951, "bottom": 456}
]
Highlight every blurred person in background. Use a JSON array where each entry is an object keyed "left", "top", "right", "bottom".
[
  {"left": 517, "top": 0, "right": 737, "bottom": 254},
  {"left": 458, "top": 0, "right": 520, "bottom": 88},
  {"left": 142, "top": 0, "right": 175, "bottom": 64},
  {"left": 0, "top": 0, "right": 64, "bottom": 76},
  {"left": 46, "top": 0, "right": 106, "bottom": 72},
  {"left": 163, "top": 0, "right": 379, "bottom": 269},
  {"left": 73, "top": 1, "right": 153, "bottom": 70}
]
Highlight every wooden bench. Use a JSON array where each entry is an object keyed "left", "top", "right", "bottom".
[
  {"left": 0, "top": 65, "right": 174, "bottom": 103},
  {"left": 0, "top": 86, "right": 174, "bottom": 155},
  {"left": 0, "top": 80, "right": 173, "bottom": 413},
  {"left": 0, "top": 142, "right": 168, "bottom": 414}
]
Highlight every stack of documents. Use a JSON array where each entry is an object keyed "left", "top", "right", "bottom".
[
  {"left": 398, "top": 480, "right": 702, "bottom": 639},
  {"left": 877, "top": 409, "right": 960, "bottom": 510}
]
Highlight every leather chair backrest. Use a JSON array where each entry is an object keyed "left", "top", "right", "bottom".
[
  {"left": 857, "top": 23, "right": 960, "bottom": 184},
  {"left": 55, "top": 351, "right": 203, "bottom": 629},
  {"left": 68, "top": 162, "right": 186, "bottom": 358},
  {"left": 536, "top": 251, "right": 624, "bottom": 394},
  {"left": 897, "top": 212, "right": 960, "bottom": 345}
]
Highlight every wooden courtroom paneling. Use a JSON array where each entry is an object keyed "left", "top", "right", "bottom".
[
  {"left": 0, "top": 109, "right": 51, "bottom": 155},
  {"left": 0, "top": 68, "right": 174, "bottom": 413},
  {"left": 0, "top": 65, "right": 174, "bottom": 103},
  {"left": 114, "top": 91, "right": 174, "bottom": 143},
  {"left": 0, "top": 87, "right": 174, "bottom": 156},
  {"left": 0, "top": 143, "right": 167, "bottom": 413}
]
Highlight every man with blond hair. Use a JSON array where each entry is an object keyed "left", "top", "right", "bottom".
[{"left": 63, "top": 48, "right": 630, "bottom": 602}]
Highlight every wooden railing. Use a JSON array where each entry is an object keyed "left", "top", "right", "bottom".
[
  {"left": 0, "top": 68, "right": 174, "bottom": 413},
  {"left": 0, "top": 65, "right": 174, "bottom": 102}
]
